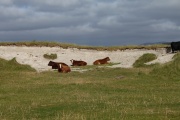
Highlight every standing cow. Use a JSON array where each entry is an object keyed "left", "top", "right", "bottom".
[
  {"left": 93, "top": 57, "right": 110, "bottom": 65},
  {"left": 171, "top": 41, "right": 180, "bottom": 53}
]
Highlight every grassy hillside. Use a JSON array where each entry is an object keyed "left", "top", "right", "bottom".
[
  {"left": 0, "top": 41, "right": 169, "bottom": 51},
  {"left": 151, "top": 53, "right": 180, "bottom": 80},
  {"left": 0, "top": 54, "right": 179, "bottom": 119}
]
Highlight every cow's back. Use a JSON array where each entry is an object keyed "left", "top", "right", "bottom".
[
  {"left": 93, "top": 57, "right": 110, "bottom": 65},
  {"left": 58, "top": 64, "right": 71, "bottom": 73},
  {"left": 71, "top": 60, "right": 87, "bottom": 66},
  {"left": 171, "top": 41, "right": 180, "bottom": 53}
]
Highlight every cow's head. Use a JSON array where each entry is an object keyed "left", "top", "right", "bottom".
[
  {"left": 48, "top": 61, "right": 59, "bottom": 69},
  {"left": 70, "top": 59, "right": 74, "bottom": 63},
  {"left": 48, "top": 61, "right": 55, "bottom": 66},
  {"left": 106, "top": 57, "right": 110, "bottom": 61}
]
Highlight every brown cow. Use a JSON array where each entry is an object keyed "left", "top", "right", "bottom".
[
  {"left": 93, "top": 57, "right": 110, "bottom": 65},
  {"left": 70, "top": 59, "right": 87, "bottom": 66},
  {"left": 58, "top": 63, "right": 71, "bottom": 73},
  {"left": 48, "top": 61, "right": 68, "bottom": 69}
]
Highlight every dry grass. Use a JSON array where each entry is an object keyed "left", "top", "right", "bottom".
[{"left": 0, "top": 41, "right": 169, "bottom": 51}]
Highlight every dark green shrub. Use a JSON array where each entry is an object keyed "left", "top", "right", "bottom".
[
  {"left": 133, "top": 53, "right": 157, "bottom": 67},
  {"left": 43, "top": 53, "right": 57, "bottom": 60}
]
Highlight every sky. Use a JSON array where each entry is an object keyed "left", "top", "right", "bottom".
[{"left": 0, "top": 0, "right": 180, "bottom": 46}]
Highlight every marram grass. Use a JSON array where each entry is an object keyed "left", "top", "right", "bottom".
[
  {"left": 0, "top": 54, "right": 180, "bottom": 120},
  {"left": 133, "top": 53, "right": 157, "bottom": 68},
  {"left": 0, "top": 41, "right": 169, "bottom": 51}
]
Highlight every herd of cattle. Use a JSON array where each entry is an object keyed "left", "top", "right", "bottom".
[
  {"left": 48, "top": 41, "right": 180, "bottom": 73},
  {"left": 48, "top": 57, "right": 110, "bottom": 73}
]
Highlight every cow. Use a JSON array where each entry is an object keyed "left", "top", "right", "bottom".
[
  {"left": 171, "top": 41, "right": 180, "bottom": 53},
  {"left": 93, "top": 57, "right": 110, "bottom": 65},
  {"left": 48, "top": 61, "right": 68, "bottom": 69},
  {"left": 70, "top": 59, "right": 87, "bottom": 66},
  {"left": 58, "top": 63, "right": 71, "bottom": 73}
]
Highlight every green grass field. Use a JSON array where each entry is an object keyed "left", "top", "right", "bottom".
[{"left": 0, "top": 53, "right": 180, "bottom": 120}]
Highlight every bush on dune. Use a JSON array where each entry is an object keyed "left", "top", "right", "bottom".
[
  {"left": 43, "top": 53, "right": 57, "bottom": 60},
  {"left": 0, "top": 57, "right": 35, "bottom": 72},
  {"left": 133, "top": 53, "right": 157, "bottom": 68}
]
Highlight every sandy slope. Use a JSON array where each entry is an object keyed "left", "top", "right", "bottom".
[{"left": 0, "top": 46, "right": 175, "bottom": 72}]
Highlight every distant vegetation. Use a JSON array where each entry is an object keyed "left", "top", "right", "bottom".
[
  {"left": 43, "top": 53, "right": 57, "bottom": 60},
  {"left": 0, "top": 41, "right": 169, "bottom": 51},
  {"left": 0, "top": 53, "right": 180, "bottom": 119}
]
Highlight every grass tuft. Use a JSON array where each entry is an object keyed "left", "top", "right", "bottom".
[
  {"left": 0, "top": 57, "right": 35, "bottom": 72},
  {"left": 133, "top": 53, "right": 157, "bottom": 67},
  {"left": 43, "top": 53, "right": 57, "bottom": 60}
]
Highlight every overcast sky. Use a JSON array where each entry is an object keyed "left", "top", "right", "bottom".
[{"left": 0, "top": 0, "right": 180, "bottom": 46}]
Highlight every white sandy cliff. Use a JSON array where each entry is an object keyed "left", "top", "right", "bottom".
[{"left": 0, "top": 46, "right": 175, "bottom": 72}]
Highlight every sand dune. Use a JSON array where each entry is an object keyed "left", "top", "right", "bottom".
[{"left": 0, "top": 46, "right": 175, "bottom": 72}]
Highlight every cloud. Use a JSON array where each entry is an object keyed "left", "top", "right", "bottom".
[
  {"left": 0, "top": 0, "right": 12, "bottom": 5},
  {"left": 151, "top": 20, "right": 180, "bottom": 31},
  {"left": 0, "top": 0, "right": 180, "bottom": 45}
]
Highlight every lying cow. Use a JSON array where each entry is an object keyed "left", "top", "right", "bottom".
[
  {"left": 48, "top": 61, "right": 68, "bottom": 69},
  {"left": 171, "top": 41, "right": 180, "bottom": 53},
  {"left": 70, "top": 59, "right": 87, "bottom": 66},
  {"left": 58, "top": 63, "right": 71, "bottom": 73},
  {"left": 93, "top": 57, "right": 110, "bottom": 65}
]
